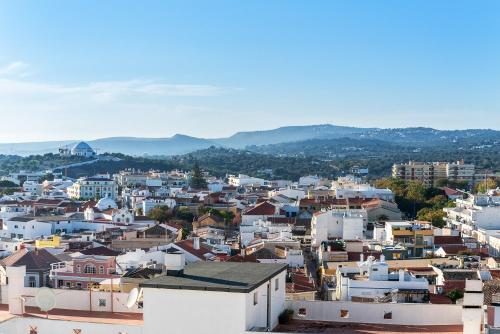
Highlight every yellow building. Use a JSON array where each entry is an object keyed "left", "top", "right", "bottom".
[{"left": 35, "top": 235, "right": 61, "bottom": 248}]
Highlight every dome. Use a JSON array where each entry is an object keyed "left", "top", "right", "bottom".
[
  {"left": 95, "top": 197, "right": 118, "bottom": 211},
  {"left": 72, "top": 141, "right": 92, "bottom": 150}
]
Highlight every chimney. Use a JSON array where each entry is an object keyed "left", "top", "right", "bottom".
[
  {"left": 399, "top": 269, "right": 405, "bottom": 282},
  {"left": 193, "top": 237, "right": 200, "bottom": 250},
  {"left": 164, "top": 252, "right": 185, "bottom": 276}
]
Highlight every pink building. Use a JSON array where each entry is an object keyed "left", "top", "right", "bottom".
[{"left": 50, "top": 254, "right": 119, "bottom": 289}]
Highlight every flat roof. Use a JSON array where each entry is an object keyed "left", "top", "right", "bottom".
[
  {"left": 275, "top": 320, "right": 462, "bottom": 333},
  {"left": 0, "top": 304, "right": 143, "bottom": 326},
  {"left": 140, "top": 262, "right": 287, "bottom": 293}
]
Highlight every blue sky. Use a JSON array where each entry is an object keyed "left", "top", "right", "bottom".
[{"left": 0, "top": 0, "right": 498, "bottom": 142}]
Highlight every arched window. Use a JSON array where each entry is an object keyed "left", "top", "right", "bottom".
[
  {"left": 99, "top": 266, "right": 105, "bottom": 274},
  {"left": 84, "top": 264, "right": 96, "bottom": 274}
]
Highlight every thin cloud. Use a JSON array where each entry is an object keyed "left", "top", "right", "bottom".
[
  {"left": 0, "top": 77, "right": 231, "bottom": 100},
  {"left": 0, "top": 61, "right": 30, "bottom": 77}
]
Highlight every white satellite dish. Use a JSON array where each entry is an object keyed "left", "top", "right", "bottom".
[
  {"left": 35, "top": 287, "right": 56, "bottom": 312},
  {"left": 126, "top": 288, "right": 140, "bottom": 309}
]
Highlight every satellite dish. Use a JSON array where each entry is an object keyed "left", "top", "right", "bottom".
[
  {"left": 126, "top": 288, "right": 140, "bottom": 309},
  {"left": 35, "top": 287, "right": 56, "bottom": 312}
]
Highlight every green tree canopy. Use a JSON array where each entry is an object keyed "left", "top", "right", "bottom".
[
  {"left": 475, "top": 179, "right": 498, "bottom": 194},
  {"left": 189, "top": 162, "right": 207, "bottom": 189}
]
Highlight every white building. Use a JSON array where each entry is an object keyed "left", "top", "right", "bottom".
[
  {"left": 140, "top": 261, "right": 287, "bottom": 334},
  {"left": 142, "top": 198, "right": 176, "bottom": 215},
  {"left": 444, "top": 195, "right": 500, "bottom": 235},
  {"left": 228, "top": 174, "right": 268, "bottom": 187},
  {"left": 336, "top": 255, "right": 429, "bottom": 302},
  {"left": 268, "top": 188, "right": 306, "bottom": 201},
  {"left": 298, "top": 175, "right": 320, "bottom": 187},
  {"left": 22, "top": 181, "right": 42, "bottom": 196},
  {"left": 67, "top": 175, "right": 118, "bottom": 200},
  {"left": 0, "top": 205, "right": 30, "bottom": 221},
  {"left": 2, "top": 217, "right": 52, "bottom": 240},
  {"left": 311, "top": 209, "right": 366, "bottom": 247},
  {"left": 331, "top": 176, "right": 394, "bottom": 201},
  {"left": 240, "top": 219, "right": 292, "bottom": 247}
]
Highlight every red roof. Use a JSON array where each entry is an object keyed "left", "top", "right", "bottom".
[
  {"left": 434, "top": 236, "right": 463, "bottom": 245},
  {"left": 490, "top": 269, "right": 500, "bottom": 280},
  {"left": 440, "top": 245, "right": 467, "bottom": 255},
  {"left": 244, "top": 201, "right": 277, "bottom": 216},
  {"left": 442, "top": 187, "right": 464, "bottom": 197},
  {"left": 429, "top": 293, "right": 453, "bottom": 304},
  {"left": 300, "top": 198, "right": 375, "bottom": 207},
  {"left": 226, "top": 253, "right": 258, "bottom": 263},
  {"left": 174, "top": 239, "right": 214, "bottom": 260},
  {"left": 444, "top": 280, "right": 466, "bottom": 293},
  {"left": 35, "top": 199, "right": 63, "bottom": 205}
]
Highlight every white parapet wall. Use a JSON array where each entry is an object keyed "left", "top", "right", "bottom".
[
  {"left": 0, "top": 317, "right": 143, "bottom": 334},
  {"left": 285, "top": 300, "right": 463, "bottom": 326},
  {"left": 0, "top": 285, "right": 142, "bottom": 314}
]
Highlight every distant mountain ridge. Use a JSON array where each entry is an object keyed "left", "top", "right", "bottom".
[{"left": 0, "top": 124, "right": 499, "bottom": 156}]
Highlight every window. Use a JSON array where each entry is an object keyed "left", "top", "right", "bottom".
[
  {"left": 253, "top": 292, "right": 258, "bottom": 305},
  {"left": 28, "top": 276, "right": 36, "bottom": 288},
  {"left": 99, "top": 266, "right": 105, "bottom": 274},
  {"left": 76, "top": 265, "right": 81, "bottom": 273},
  {"left": 384, "top": 312, "right": 392, "bottom": 319},
  {"left": 298, "top": 308, "right": 307, "bottom": 316},
  {"left": 84, "top": 264, "right": 96, "bottom": 274},
  {"left": 98, "top": 299, "right": 106, "bottom": 307},
  {"left": 340, "top": 310, "right": 349, "bottom": 318},
  {"left": 275, "top": 278, "right": 279, "bottom": 291}
]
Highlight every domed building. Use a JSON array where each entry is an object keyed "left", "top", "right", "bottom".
[
  {"left": 70, "top": 141, "right": 96, "bottom": 157},
  {"left": 95, "top": 197, "right": 118, "bottom": 211}
]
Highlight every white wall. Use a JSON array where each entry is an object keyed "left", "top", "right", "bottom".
[
  {"left": 3, "top": 286, "right": 142, "bottom": 313},
  {"left": 143, "top": 271, "right": 286, "bottom": 334},
  {"left": 0, "top": 316, "right": 143, "bottom": 334},
  {"left": 285, "top": 300, "right": 462, "bottom": 326},
  {"left": 143, "top": 288, "right": 245, "bottom": 334}
]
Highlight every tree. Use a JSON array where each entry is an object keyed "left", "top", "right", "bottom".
[
  {"left": 475, "top": 179, "right": 498, "bottom": 194},
  {"left": 435, "top": 179, "right": 469, "bottom": 190},
  {"left": 406, "top": 181, "right": 426, "bottom": 203},
  {"left": 189, "top": 162, "right": 207, "bottom": 189},
  {"left": 174, "top": 207, "right": 195, "bottom": 222},
  {"left": 181, "top": 228, "right": 189, "bottom": 239},
  {"left": 39, "top": 173, "right": 55, "bottom": 183},
  {"left": 426, "top": 195, "right": 448, "bottom": 208},
  {"left": 0, "top": 180, "right": 18, "bottom": 188},
  {"left": 416, "top": 208, "right": 446, "bottom": 228},
  {"left": 148, "top": 206, "right": 173, "bottom": 223},
  {"left": 446, "top": 289, "right": 464, "bottom": 304}
]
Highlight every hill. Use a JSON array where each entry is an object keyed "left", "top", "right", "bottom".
[{"left": 0, "top": 124, "right": 498, "bottom": 156}]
